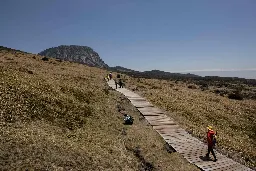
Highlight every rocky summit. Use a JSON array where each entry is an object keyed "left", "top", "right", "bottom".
[{"left": 38, "top": 45, "right": 108, "bottom": 68}]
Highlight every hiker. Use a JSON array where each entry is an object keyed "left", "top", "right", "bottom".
[
  {"left": 117, "top": 74, "right": 120, "bottom": 79},
  {"left": 105, "top": 75, "right": 109, "bottom": 82},
  {"left": 119, "top": 78, "right": 124, "bottom": 88},
  {"left": 206, "top": 126, "right": 217, "bottom": 162},
  {"left": 109, "top": 72, "right": 112, "bottom": 80},
  {"left": 114, "top": 78, "right": 118, "bottom": 89}
]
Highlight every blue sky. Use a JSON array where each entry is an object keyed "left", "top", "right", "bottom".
[{"left": 0, "top": 0, "right": 256, "bottom": 78}]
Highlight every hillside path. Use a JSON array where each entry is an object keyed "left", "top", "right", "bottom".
[{"left": 107, "top": 80, "right": 253, "bottom": 171}]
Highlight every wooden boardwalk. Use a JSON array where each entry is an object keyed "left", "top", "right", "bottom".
[{"left": 107, "top": 80, "right": 253, "bottom": 171}]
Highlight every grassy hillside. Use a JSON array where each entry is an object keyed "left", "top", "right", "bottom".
[
  {"left": 124, "top": 77, "right": 256, "bottom": 168},
  {"left": 0, "top": 48, "right": 198, "bottom": 170}
]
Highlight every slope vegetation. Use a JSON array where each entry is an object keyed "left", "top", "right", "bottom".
[{"left": 0, "top": 47, "right": 198, "bottom": 170}]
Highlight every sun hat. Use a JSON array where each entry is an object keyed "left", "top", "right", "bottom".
[{"left": 207, "top": 125, "right": 213, "bottom": 130}]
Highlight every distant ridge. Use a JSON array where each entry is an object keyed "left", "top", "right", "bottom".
[
  {"left": 0, "top": 46, "right": 30, "bottom": 54},
  {"left": 109, "top": 66, "right": 200, "bottom": 79},
  {"left": 109, "top": 66, "right": 256, "bottom": 86}
]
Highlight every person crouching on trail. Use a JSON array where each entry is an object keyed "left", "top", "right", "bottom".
[{"left": 206, "top": 126, "right": 217, "bottom": 162}]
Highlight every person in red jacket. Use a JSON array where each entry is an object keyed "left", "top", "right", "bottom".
[{"left": 206, "top": 126, "right": 217, "bottom": 162}]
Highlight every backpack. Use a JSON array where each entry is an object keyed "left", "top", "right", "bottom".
[
  {"left": 124, "top": 114, "right": 134, "bottom": 125},
  {"left": 213, "top": 134, "right": 217, "bottom": 146}
]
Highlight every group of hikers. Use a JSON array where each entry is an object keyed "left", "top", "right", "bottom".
[
  {"left": 106, "top": 72, "right": 124, "bottom": 89},
  {"left": 105, "top": 72, "right": 218, "bottom": 162},
  {"left": 105, "top": 72, "right": 133, "bottom": 124}
]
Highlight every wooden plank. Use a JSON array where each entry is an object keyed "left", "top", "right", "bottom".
[
  {"left": 148, "top": 117, "right": 175, "bottom": 123},
  {"left": 165, "top": 136, "right": 200, "bottom": 144},
  {"left": 146, "top": 117, "right": 174, "bottom": 122},
  {"left": 165, "top": 133, "right": 202, "bottom": 142},
  {"left": 119, "top": 91, "right": 141, "bottom": 98},
  {"left": 144, "top": 115, "right": 169, "bottom": 120},
  {"left": 209, "top": 163, "right": 252, "bottom": 171},
  {"left": 156, "top": 128, "right": 186, "bottom": 134},
  {"left": 145, "top": 119, "right": 174, "bottom": 124},
  {"left": 128, "top": 97, "right": 146, "bottom": 99},
  {"left": 146, "top": 120, "right": 176, "bottom": 125},
  {"left": 138, "top": 110, "right": 165, "bottom": 115},
  {"left": 150, "top": 122, "right": 177, "bottom": 126},
  {"left": 153, "top": 125, "right": 183, "bottom": 132},
  {"left": 198, "top": 160, "right": 238, "bottom": 171},
  {"left": 129, "top": 99, "right": 146, "bottom": 101},
  {"left": 138, "top": 107, "right": 165, "bottom": 114},
  {"left": 145, "top": 115, "right": 170, "bottom": 119},
  {"left": 184, "top": 153, "right": 229, "bottom": 165},
  {"left": 166, "top": 138, "right": 202, "bottom": 144},
  {"left": 152, "top": 119, "right": 175, "bottom": 124},
  {"left": 132, "top": 104, "right": 154, "bottom": 108},
  {"left": 129, "top": 98, "right": 147, "bottom": 101},
  {"left": 140, "top": 112, "right": 163, "bottom": 116},
  {"left": 155, "top": 127, "right": 181, "bottom": 135},
  {"left": 129, "top": 101, "right": 149, "bottom": 105},
  {"left": 130, "top": 101, "right": 152, "bottom": 104},
  {"left": 139, "top": 111, "right": 165, "bottom": 115}
]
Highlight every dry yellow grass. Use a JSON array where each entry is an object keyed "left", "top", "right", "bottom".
[
  {"left": 124, "top": 77, "right": 256, "bottom": 168},
  {"left": 0, "top": 49, "right": 198, "bottom": 170}
]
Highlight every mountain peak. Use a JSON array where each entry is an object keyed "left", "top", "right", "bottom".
[{"left": 38, "top": 45, "right": 108, "bottom": 68}]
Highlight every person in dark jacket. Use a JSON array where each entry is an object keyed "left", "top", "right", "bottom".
[
  {"left": 206, "top": 126, "right": 217, "bottom": 162},
  {"left": 114, "top": 78, "right": 118, "bottom": 89},
  {"left": 119, "top": 78, "right": 123, "bottom": 88}
]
